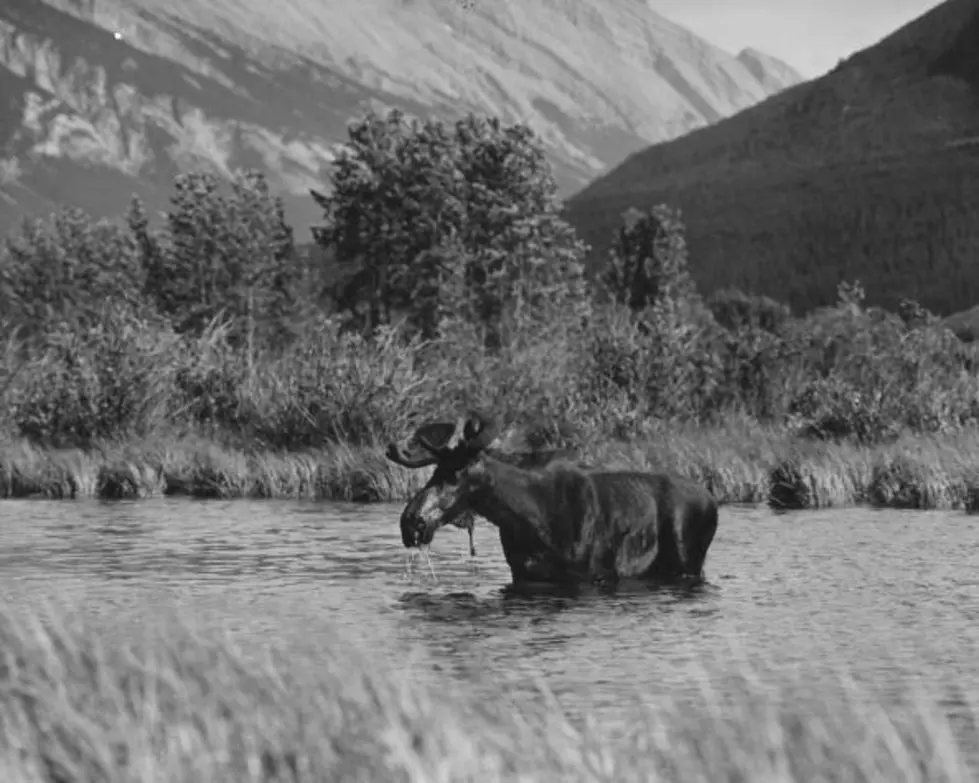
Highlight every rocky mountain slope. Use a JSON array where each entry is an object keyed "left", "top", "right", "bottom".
[
  {"left": 0, "top": 0, "right": 802, "bottom": 237},
  {"left": 564, "top": 0, "right": 979, "bottom": 315}
]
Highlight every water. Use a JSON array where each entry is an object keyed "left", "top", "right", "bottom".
[{"left": 2, "top": 499, "right": 979, "bottom": 736}]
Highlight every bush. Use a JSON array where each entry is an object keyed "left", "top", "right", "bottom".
[
  {"left": 231, "top": 320, "right": 432, "bottom": 448},
  {"left": 5, "top": 305, "right": 185, "bottom": 447},
  {"left": 708, "top": 287, "right": 792, "bottom": 333}
]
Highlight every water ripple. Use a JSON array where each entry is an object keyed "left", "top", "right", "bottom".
[{"left": 1, "top": 498, "right": 979, "bottom": 738}]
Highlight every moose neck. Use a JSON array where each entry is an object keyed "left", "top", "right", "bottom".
[{"left": 467, "top": 458, "right": 555, "bottom": 548}]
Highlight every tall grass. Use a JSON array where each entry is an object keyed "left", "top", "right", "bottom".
[
  {"left": 0, "top": 604, "right": 973, "bottom": 782},
  {"left": 6, "top": 422, "right": 979, "bottom": 510},
  {"left": 4, "top": 295, "right": 979, "bottom": 509}
]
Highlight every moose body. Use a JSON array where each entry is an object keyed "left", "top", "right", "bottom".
[{"left": 387, "top": 411, "right": 718, "bottom": 586}]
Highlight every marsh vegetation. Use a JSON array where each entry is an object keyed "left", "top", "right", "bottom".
[{"left": 3, "top": 115, "right": 979, "bottom": 510}]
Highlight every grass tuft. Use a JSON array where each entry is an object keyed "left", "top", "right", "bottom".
[{"left": 96, "top": 461, "right": 166, "bottom": 499}]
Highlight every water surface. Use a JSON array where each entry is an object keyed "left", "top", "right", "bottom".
[{"left": 2, "top": 499, "right": 978, "bottom": 736}]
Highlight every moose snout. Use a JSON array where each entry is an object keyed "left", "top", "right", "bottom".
[
  {"left": 399, "top": 509, "right": 426, "bottom": 548},
  {"left": 401, "top": 520, "right": 422, "bottom": 548}
]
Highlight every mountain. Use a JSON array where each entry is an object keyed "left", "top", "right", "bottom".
[
  {"left": 736, "top": 47, "right": 805, "bottom": 94},
  {"left": 0, "top": 0, "right": 802, "bottom": 238},
  {"left": 564, "top": 0, "right": 979, "bottom": 316}
]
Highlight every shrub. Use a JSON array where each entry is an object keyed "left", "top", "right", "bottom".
[
  {"left": 233, "top": 320, "right": 432, "bottom": 448},
  {"left": 708, "top": 287, "right": 792, "bottom": 333},
  {"left": 6, "top": 304, "right": 185, "bottom": 447}
]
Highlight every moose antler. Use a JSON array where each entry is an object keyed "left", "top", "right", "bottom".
[
  {"left": 386, "top": 420, "right": 458, "bottom": 468},
  {"left": 387, "top": 410, "right": 499, "bottom": 466},
  {"left": 427, "top": 410, "right": 496, "bottom": 456}
]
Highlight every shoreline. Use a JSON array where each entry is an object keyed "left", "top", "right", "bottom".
[{"left": 3, "top": 426, "right": 979, "bottom": 511}]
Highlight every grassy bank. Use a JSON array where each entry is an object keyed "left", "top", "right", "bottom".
[
  {"left": 4, "top": 424, "right": 979, "bottom": 512},
  {"left": 0, "top": 604, "right": 972, "bottom": 782},
  {"left": 0, "top": 433, "right": 422, "bottom": 503}
]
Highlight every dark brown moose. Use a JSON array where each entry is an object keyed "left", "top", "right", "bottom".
[{"left": 386, "top": 410, "right": 719, "bottom": 586}]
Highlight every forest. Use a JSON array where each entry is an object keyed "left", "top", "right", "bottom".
[
  {"left": 563, "top": 0, "right": 979, "bottom": 318},
  {"left": 566, "top": 142, "right": 979, "bottom": 315}
]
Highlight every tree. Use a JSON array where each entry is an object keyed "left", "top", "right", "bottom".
[
  {"left": 133, "top": 170, "right": 298, "bottom": 361},
  {"left": 310, "top": 109, "right": 588, "bottom": 340},
  {"left": 602, "top": 205, "right": 698, "bottom": 312},
  {"left": 0, "top": 207, "right": 144, "bottom": 338}
]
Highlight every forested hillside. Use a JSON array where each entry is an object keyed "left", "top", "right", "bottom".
[{"left": 564, "top": 0, "right": 979, "bottom": 315}]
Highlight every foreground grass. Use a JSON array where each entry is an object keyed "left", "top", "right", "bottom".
[
  {"left": 0, "top": 605, "right": 973, "bottom": 782},
  {"left": 3, "top": 423, "right": 979, "bottom": 511}
]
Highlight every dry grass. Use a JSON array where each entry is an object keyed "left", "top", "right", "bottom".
[
  {"left": 3, "top": 424, "right": 979, "bottom": 511},
  {"left": 0, "top": 604, "right": 974, "bottom": 782},
  {"left": 0, "top": 433, "right": 427, "bottom": 503}
]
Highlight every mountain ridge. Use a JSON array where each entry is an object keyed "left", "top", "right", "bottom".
[
  {"left": 0, "top": 0, "right": 803, "bottom": 237},
  {"left": 563, "top": 0, "right": 979, "bottom": 315}
]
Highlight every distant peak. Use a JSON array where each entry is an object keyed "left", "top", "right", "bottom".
[
  {"left": 736, "top": 47, "right": 792, "bottom": 68},
  {"left": 736, "top": 47, "right": 805, "bottom": 85}
]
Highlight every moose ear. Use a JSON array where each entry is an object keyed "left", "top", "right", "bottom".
[
  {"left": 463, "top": 409, "right": 497, "bottom": 439},
  {"left": 461, "top": 410, "right": 498, "bottom": 452}
]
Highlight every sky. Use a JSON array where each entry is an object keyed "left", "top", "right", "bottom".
[{"left": 651, "top": 0, "right": 945, "bottom": 76}]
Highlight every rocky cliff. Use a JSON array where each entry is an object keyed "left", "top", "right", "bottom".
[{"left": 0, "top": 0, "right": 803, "bottom": 237}]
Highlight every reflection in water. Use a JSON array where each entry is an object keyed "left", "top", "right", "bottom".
[{"left": 1, "top": 499, "right": 979, "bottom": 745}]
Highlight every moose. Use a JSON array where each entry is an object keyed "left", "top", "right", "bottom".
[{"left": 386, "top": 410, "right": 719, "bottom": 586}]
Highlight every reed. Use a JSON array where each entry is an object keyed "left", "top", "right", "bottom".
[
  {"left": 0, "top": 604, "right": 972, "bottom": 782},
  {"left": 4, "top": 425, "right": 979, "bottom": 511}
]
